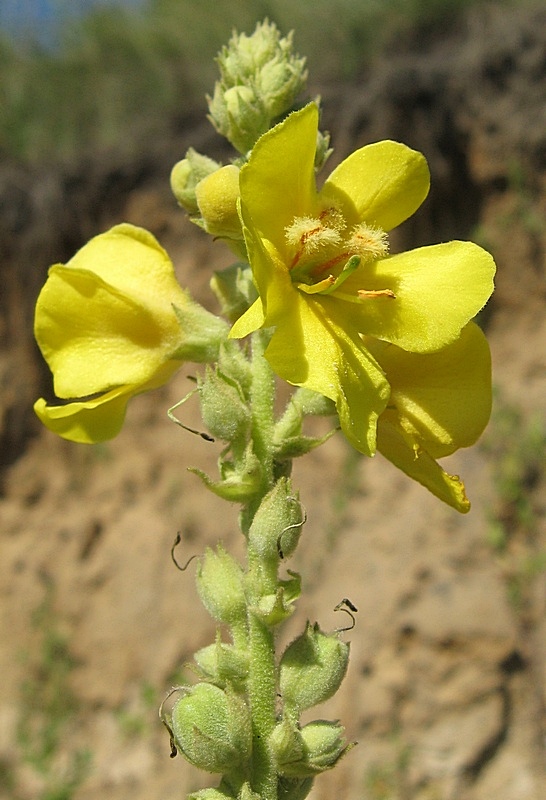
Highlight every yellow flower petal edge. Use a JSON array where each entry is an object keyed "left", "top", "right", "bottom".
[
  {"left": 376, "top": 419, "right": 471, "bottom": 513},
  {"left": 34, "top": 390, "right": 133, "bottom": 444},
  {"left": 34, "top": 362, "right": 181, "bottom": 444},
  {"left": 321, "top": 139, "right": 430, "bottom": 232},
  {"left": 372, "top": 322, "right": 492, "bottom": 457}
]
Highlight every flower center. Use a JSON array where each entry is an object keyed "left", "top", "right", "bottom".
[{"left": 284, "top": 207, "right": 394, "bottom": 302}]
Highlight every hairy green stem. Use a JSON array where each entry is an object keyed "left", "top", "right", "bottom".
[{"left": 247, "top": 608, "right": 278, "bottom": 800}]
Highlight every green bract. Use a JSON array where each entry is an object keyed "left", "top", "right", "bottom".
[{"left": 230, "top": 103, "right": 495, "bottom": 510}]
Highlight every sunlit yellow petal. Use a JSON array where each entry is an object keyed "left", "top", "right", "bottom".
[
  {"left": 371, "top": 323, "right": 491, "bottom": 457},
  {"left": 34, "top": 224, "right": 190, "bottom": 398},
  {"left": 265, "top": 292, "right": 390, "bottom": 456},
  {"left": 34, "top": 361, "right": 181, "bottom": 444},
  {"left": 377, "top": 415, "right": 471, "bottom": 513},
  {"left": 230, "top": 298, "right": 265, "bottom": 339},
  {"left": 67, "top": 223, "right": 188, "bottom": 311},
  {"left": 239, "top": 104, "right": 319, "bottom": 253},
  {"left": 340, "top": 242, "right": 495, "bottom": 352},
  {"left": 35, "top": 265, "right": 183, "bottom": 398},
  {"left": 34, "top": 389, "right": 132, "bottom": 444},
  {"left": 321, "top": 140, "right": 430, "bottom": 231}
]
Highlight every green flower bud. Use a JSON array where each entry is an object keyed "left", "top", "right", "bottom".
[
  {"left": 198, "top": 365, "right": 250, "bottom": 443},
  {"left": 314, "top": 129, "right": 333, "bottom": 172},
  {"left": 171, "top": 683, "right": 252, "bottom": 773},
  {"left": 269, "top": 714, "right": 304, "bottom": 766},
  {"left": 194, "top": 637, "right": 249, "bottom": 691},
  {"left": 195, "top": 165, "right": 243, "bottom": 240},
  {"left": 256, "top": 56, "right": 307, "bottom": 119},
  {"left": 196, "top": 545, "right": 246, "bottom": 625},
  {"left": 279, "top": 623, "right": 349, "bottom": 713},
  {"left": 271, "top": 717, "right": 351, "bottom": 778},
  {"left": 248, "top": 478, "right": 304, "bottom": 561},
  {"left": 171, "top": 148, "right": 221, "bottom": 215},
  {"left": 224, "top": 86, "right": 268, "bottom": 156},
  {"left": 297, "top": 720, "right": 353, "bottom": 775},
  {"left": 217, "top": 340, "right": 252, "bottom": 397}
]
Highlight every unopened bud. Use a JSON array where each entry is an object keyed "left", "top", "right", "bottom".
[
  {"left": 194, "top": 637, "right": 249, "bottom": 691},
  {"left": 279, "top": 622, "right": 349, "bottom": 713},
  {"left": 208, "top": 21, "right": 307, "bottom": 154},
  {"left": 196, "top": 545, "right": 246, "bottom": 626},
  {"left": 195, "top": 165, "right": 243, "bottom": 240},
  {"left": 171, "top": 683, "right": 252, "bottom": 773},
  {"left": 248, "top": 478, "right": 304, "bottom": 562},
  {"left": 171, "top": 148, "right": 221, "bottom": 215},
  {"left": 198, "top": 365, "right": 250, "bottom": 443},
  {"left": 271, "top": 716, "right": 350, "bottom": 777}
]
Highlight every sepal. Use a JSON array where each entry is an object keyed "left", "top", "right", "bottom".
[
  {"left": 172, "top": 300, "right": 229, "bottom": 364},
  {"left": 198, "top": 366, "right": 250, "bottom": 443}
]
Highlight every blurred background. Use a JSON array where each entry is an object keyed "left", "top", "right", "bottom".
[{"left": 1, "top": 1, "right": 546, "bottom": 799}]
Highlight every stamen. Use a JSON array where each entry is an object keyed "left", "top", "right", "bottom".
[
  {"left": 285, "top": 216, "right": 342, "bottom": 253},
  {"left": 358, "top": 288, "right": 396, "bottom": 299},
  {"left": 348, "top": 223, "right": 389, "bottom": 262}
]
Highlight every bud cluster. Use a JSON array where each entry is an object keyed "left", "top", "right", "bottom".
[{"left": 208, "top": 20, "right": 307, "bottom": 155}]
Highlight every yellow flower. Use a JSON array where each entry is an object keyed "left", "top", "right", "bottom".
[
  {"left": 34, "top": 223, "right": 227, "bottom": 443},
  {"left": 370, "top": 322, "right": 492, "bottom": 512},
  {"left": 231, "top": 103, "right": 495, "bottom": 458}
]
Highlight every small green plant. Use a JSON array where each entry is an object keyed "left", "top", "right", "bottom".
[
  {"left": 483, "top": 396, "right": 546, "bottom": 611},
  {"left": 15, "top": 582, "right": 91, "bottom": 800},
  {"left": 363, "top": 743, "right": 411, "bottom": 800},
  {"left": 115, "top": 680, "right": 158, "bottom": 739}
]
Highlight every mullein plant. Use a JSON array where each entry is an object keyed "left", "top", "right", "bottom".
[{"left": 33, "top": 21, "right": 495, "bottom": 800}]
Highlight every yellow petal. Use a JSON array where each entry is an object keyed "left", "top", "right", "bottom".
[
  {"left": 34, "top": 389, "right": 132, "bottom": 444},
  {"left": 377, "top": 415, "right": 471, "bottom": 513},
  {"left": 371, "top": 323, "right": 492, "bottom": 457},
  {"left": 340, "top": 241, "right": 495, "bottom": 352},
  {"left": 229, "top": 298, "right": 265, "bottom": 339},
  {"left": 34, "top": 361, "right": 181, "bottom": 444},
  {"left": 36, "top": 265, "right": 182, "bottom": 398},
  {"left": 67, "top": 223, "right": 187, "bottom": 310},
  {"left": 265, "top": 291, "right": 390, "bottom": 456},
  {"left": 321, "top": 140, "right": 430, "bottom": 231},
  {"left": 34, "top": 224, "right": 188, "bottom": 398},
  {"left": 239, "top": 103, "right": 319, "bottom": 253}
]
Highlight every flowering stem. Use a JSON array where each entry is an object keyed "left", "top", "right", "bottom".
[
  {"left": 240, "top": 329, "right": 276, "bottom": 533},
  {"left": 244, "top": 329, "right": 282, "bottom": 799},
  {"left": 247, "top": 603, "right": 278, "bottom": 800}
]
